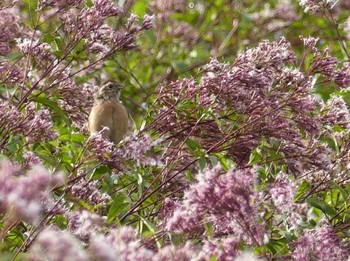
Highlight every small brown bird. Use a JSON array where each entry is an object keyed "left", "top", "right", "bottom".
[{"left": 88, "top": 81, "right": 128, "bottom": 144}]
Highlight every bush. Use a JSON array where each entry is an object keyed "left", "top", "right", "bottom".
[{"left": 1, "top": 0, "right": 350, "bottom": 260}]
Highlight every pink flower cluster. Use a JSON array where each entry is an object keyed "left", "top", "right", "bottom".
[
  {"left": 0, "top": 101, "right": 57, "bottom": 150},
  {"left": 87, "top": 130, "right": 163, "bottom": 169},
  {"left": 29, "top": 226, "right": 89, "bottom": 261},
  {"left": 156, "top": 38, "right": 321, "bottom": 166},
  {"left": 0, "top": 0, "right": 154, "bottom": 130},
  {"left": 0, "top": 8, "right": 20, "bottom": 56},
  {"left": 292, "top": 223, "right": 349, "bottom": 260},
  {"left": 166, "top": 166, "right": 265, "bottom": 249},
  {"left": 0, "top": 159, "right": 64, "bottom": 224},
  {"left": 30, "top": 224, "right": 198, "bottom": 260},
  {"left": 298, "top": 0, "right": 338, "bottom": 13},
  {"left": 70, "top": 177, "right": 111, "bottom": 205}
]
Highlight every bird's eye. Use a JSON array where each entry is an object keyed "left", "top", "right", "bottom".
[{"left": 108, "top": 83, "right": 114, "bottom": 89}]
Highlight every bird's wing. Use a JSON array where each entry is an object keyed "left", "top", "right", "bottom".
[
  {"left": 110, "top": 101, "right": 129, "bottom": 143},
  {"left": 88, "top": 102, "right": 115, "bottom": 135}
]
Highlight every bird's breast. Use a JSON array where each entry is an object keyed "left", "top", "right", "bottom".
[{"left": 88, "top": 100, "right": 128, "bottom": 143}]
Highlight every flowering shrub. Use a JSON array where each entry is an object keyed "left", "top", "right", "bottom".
[{"left": 1, "top": 0, "right": 350, "bottom": 260}]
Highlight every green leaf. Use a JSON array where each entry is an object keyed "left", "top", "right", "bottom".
[
  {"left": 66, "top": 195, "right": 94, "bottom": 211},
  {"left": 198, "top": 156, "right": 207, "bottom": 170},
  {"left": 209, "top": 155, "right": 218, "bottom": 166},
  {"left": 266, "top": 240, "right": 287, "bottom": 255},
  {"left": 295, "top": 180, "right": 311, "bottom": 201},
  {"left": 32, "top": 96, "right": 69, "bottom": 124},
  {"left": 308, "top": 198, "right": 337, "bottom": 217},
  {"left": 132, "top": 2, "right": 147, "bottom": 16},
  {"left": 247, "top": 147, "right": 262, "bottom": 166},
  {"left": 329, "top": 181, "right": 349, "bottom": 201},
  {"left": 92, "top": 165, "right": 111, "bottom": 180},
  {"left": 139, "top": 216, "right": 162, "bottom": 248},
  {"left": 185, "top": 138, "right": 204, "bottom": 157},
  {"left": 107, "top": 193, "right": 129, "bottom": 223},
  {"left": 54, "top": 37, "right": 65, "bottom": 54},
  {"left": 71, "top": 133, "right": 85, "bottom": 144},
  {"left": 139, "top": 216, "right": 157, "bottom": 234},
  {"left": 204, "top": 222, "right": 214, "bottom": 239},
  {"left": 85, "top": 0, "right": 93, "bottom": 8},
  {"left": 58, "top": 133, "right": 84, "bottom": 144},
  {"left": 213, "top": 153, "right": 231, "bottom": 170},
  {"left": 173, "top": 61, "right": 188, "bottom": 72},
  {"left": 42, "top": 34, "right": 56, "bottom": 44},
  {"left": 185, "top": 170, "right": 195, "bottom": 182}
]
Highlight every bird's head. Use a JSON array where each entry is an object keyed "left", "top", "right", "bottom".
[{"left": 94, "top": 81, "right": 123, "bottom": 102}]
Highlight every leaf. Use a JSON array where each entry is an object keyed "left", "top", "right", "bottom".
[
  {"left": 329, "top": 181, "right": 349, "bottom": 202},
  {"left": 139, "top": 216, "right": 162, "bottom": 248},
  {"left": 173, "top": 61, "right": 188, "bottom": 73},
  {"left": 71, "top": 133, "right": 85, "bottom": 144},
  {"left": 185, "top": 170, "right": 195, "bottom": 182},
  {"left": 32, "top": 96, "right": 69, "bottom": 125},
  {"left": 107, "top": 193, "right": 129, "bottom": 223},
  {"left": 92, "top": 165, "right": 110, "bottom": 180},
  {"left": 132, "top": 1, "right": 147, "bottom": 16},
  {"left": 198, "top": 156, "right": 207, "bottom": 170},
  {"left": 42, "top": 34, "right": 55, "bottom": 44},
  {"left": 65, "top": 195, "right": 94, "bottom": 211},
  {"left": 185, "top": 138, "right": 204, "bottom": 157},
  {"left": 213, "top": 153, "right": 231, "bottom": 170},
  {"left": 308, "top": 198, "right": 337, "bottom": 217},
  {"left": 139, "top": 216, "right": 157, "bottom": 234},
  {"left": 295, "top": 180, "right": 311, "bottom": 201},
  {"left": 85, "top": 0, "right": 93, "bottom": 8},
  {"left": 266, "top": 240, "right": 287, "bottom": 255},
  {"left": 204, "top": 222, "right": 214, "bottom": 239},
  {"left": 209, "top": 155, "right": 218, "bottom": 166},
  {"left": 139, "top": 120, "right": 147, "bottom": 131},
  {"left": 247, "top": 147, "right": 262, "bottom": 166},
  {"left": 58, "top": 134, "right": 84, "bottom": 144}
]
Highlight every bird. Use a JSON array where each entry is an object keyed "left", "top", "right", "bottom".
[{"left": 88, "top": 81, "right": 128, "bottom": 144}]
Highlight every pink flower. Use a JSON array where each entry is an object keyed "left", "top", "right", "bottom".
[
  {"left": 29, "top": 226, "right": 89, "bottom": 261},
  {"left": 70, "top": 178, "right": 111, "bottom": 205},
  {"left": 270, "top": 173, "right": 296, "bottom": 212},
  {"left": 298, "top": 0, "right": 338, "bottom": 13},
  {"left": 67, "top": 210, "right": 104, "bottom": 242},
  {"left": 166, "top": 166, "right": 265, "bottom": 246},
  {"left": 0, "top": 159, "right": 64, "bottom": 224},
  {"left": 292, "top": 223, "right": 349, "bottom": 260},
  {"left": 322, "top": 95, "right": 350, "bottom": 130},
  {"left": 89, "top": 226, "right": 154, "bottom": 261},
  {"left": 0, "top": 101, "right": 57, "bottom": 148}
]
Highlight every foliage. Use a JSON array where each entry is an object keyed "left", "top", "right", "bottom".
[{"left": 1, "top": 0, "right": 350, "bottom": 260}]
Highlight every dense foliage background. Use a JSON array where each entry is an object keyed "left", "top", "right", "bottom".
[{"left": 1, "top": 0, "right": 350, "bottom": 260}]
